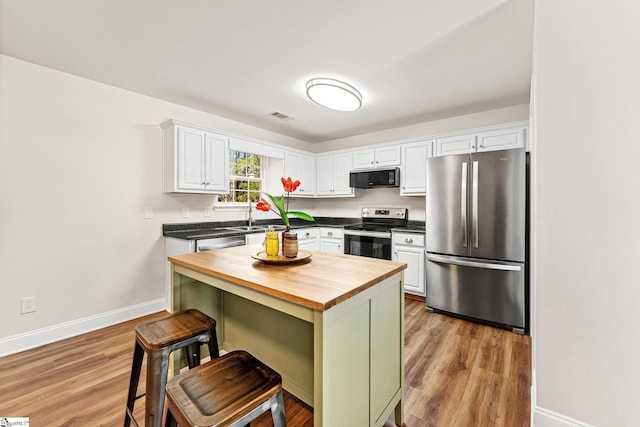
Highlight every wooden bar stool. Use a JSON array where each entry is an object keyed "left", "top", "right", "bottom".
[
  {"left": 124, "top": 309, "right": 220, "bottom": 427},
  {"left": 164, "top": 350, "right": 286, "bottom": 427}
]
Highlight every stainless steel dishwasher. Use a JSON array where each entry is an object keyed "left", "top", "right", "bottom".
[
  {"left": 195, "top": 235, "right": 246, "bottom": 252},
  {"left": 165, "top": 234, "right": 246, "bottom": 310}
]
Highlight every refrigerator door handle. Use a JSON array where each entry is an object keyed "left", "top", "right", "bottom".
[
  {"left": 461, "top": 162, "right": 468, "bottom": 248},
  {"left": 426, "top": 253, "right": 522, "bottom": 272},
  {"left": 472, "top": 160, "right": 479, "bottom": 248}
]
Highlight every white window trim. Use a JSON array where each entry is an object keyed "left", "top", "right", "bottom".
[{"left": 218, "top": 150, "right": 264, "bottom": 205}]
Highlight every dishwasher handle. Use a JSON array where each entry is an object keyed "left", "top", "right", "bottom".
[{"left": 197, "top": 238, "right": 245, "bottom": 252}]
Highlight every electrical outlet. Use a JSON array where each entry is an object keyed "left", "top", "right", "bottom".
[
  {"left": 183, "top": 207, "right": 190, "bottom": 218},
  {"left": 21, "top": 296, "right": 36, "bottom": 314}
]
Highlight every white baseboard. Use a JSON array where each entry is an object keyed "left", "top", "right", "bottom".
[
  {"left": 532, "top": 368, "right": 594, "bottom": 427},
  {"left": 533, "top": 406, "right": 595, "bottom": 427},
  {"left": 0, "top": 298, "right": 167, "bottom": 357}
]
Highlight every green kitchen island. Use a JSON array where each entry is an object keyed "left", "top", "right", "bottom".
[{"left": 168, "top": 244, "right": 406, "bottom": 427}]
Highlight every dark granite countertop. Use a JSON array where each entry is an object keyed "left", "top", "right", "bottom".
[
  {"left": 392, "top": 221, "right": 425, "bottom": 233},
  {"left": 163, "top": 217, "right": 363, "bottom": 241}
]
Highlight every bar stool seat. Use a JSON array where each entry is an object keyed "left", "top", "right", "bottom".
[
  {"left": 165, "top": 350, "right": 286, "bottom": 427},
  {"left": 124, "top": 309, "right": 219, "bottom": 427}
]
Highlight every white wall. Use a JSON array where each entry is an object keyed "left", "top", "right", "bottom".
[
  {"left": 532, "top": 1, "right": 640, "bottom": 426},
  {"left": 0, "top": 55, "right": 310, "bottom": 350}
]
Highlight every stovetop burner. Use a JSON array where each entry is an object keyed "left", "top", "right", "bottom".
[
  {"left": 343, "top": 224, "right": 397, "bottom": 232},
  {"left": 344, "top": 207, "right": 408, "bottom": 233}
]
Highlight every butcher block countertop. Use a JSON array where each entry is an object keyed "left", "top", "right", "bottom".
[{"left": 168, "top": 244, "right": 407, "bottom": 311}]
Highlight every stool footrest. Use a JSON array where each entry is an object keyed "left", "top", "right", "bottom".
[{"left": 125, "top": 407, "right": 141, "bottom": 427}]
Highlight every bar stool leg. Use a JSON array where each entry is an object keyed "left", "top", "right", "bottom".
[
  {"left": 145, "top": 347, "right": 171, "bottom": 427},
  {"left": 124, "top": 342, "right": 144, "bottom": 427},
  {"left": 165, "top": 409, "right": 178, "bottom": 427},
  {"left": 185, "top": 343, "right": 201, "bottom": 369},
  {"left": 272, "top": 390, "right": 286, "bottom": 427},
  {"left": 208, "top": 327, "right": 220, "bottom": 359}
]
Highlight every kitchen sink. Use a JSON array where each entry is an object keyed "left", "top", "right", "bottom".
[
  {"left": 224, "top": 225, "right": 267, "bottom": 232},
  {"left": 224, "top": 225, "right": 287, "bottom": 232}
]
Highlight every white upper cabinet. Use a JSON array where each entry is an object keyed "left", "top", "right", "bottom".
[
  {"left": 434, "top": 133, "right": 475, "bottom": 157},
  {"left": 435, "top": 124, "right": 527, "bottom": 157},
  {"left": 162, "top": 120, "right": 228, "bottom": 194},
  {"left": 316, "top": 152, "right": 356, "bottom": 197},
  {"left": 352, "top": 146, "right": 401, "bottom": 169},
  {"left": 476, "top": 125, "right": 527, "bottom": 152},
  {"left": 400, "top": 140, "right": 433, "bottom": 196},
  {"left": 162, "top": 119, "right": 528, "bottom": 199},
  {"left": 284, "top": 151, "right": 315, "bottom": 197}
]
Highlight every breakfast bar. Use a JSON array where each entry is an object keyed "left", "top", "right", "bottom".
[{"left": 168, "top": 245, "right": 406, "bottom": 427}]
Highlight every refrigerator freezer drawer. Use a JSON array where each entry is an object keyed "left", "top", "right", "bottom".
[{"left": 426, "top": 254, "right": 525, "bottom": 329}]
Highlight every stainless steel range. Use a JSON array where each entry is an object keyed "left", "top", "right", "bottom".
[{"left": 344, "top": 207, "right": 408, "bottom": 260}]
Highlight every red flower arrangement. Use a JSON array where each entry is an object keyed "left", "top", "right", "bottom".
[{"left": 256, "top": 177, "right": 315, "bottom": 227}]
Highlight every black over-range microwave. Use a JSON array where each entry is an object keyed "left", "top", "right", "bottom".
[{"left": 349, "top": 168, "right": 400, "bottom": 189}]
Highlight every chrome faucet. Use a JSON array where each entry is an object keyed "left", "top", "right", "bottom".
[{"left": 248, "top": 202, "right": 253, "bottom": 227}]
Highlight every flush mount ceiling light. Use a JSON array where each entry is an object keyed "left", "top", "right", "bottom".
[{"left": 305, "top": 78, "right": 362, "bottom": 112}]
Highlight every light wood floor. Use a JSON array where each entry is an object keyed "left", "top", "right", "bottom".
[{"left": 0, "top": 298, "right": 530, "bottom": 426}]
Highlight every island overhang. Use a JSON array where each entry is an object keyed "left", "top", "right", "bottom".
[{"left": 168, "top": 244, "right": 407, "bottom": 311}]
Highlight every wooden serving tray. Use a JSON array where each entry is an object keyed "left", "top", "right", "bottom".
[{"left": 251, "top": 250, "right": 312, "bottom": 264}]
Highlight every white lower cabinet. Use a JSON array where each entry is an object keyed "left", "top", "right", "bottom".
[
  {"left": 297, "top": 228, "right": 319, "bottom": 250},
  {"left": 319, "top": 227, "right": 343, "bottom": 254},
  {"left": 392, "top": 231, "right": 425, "bottom": 296},
  {"left": 249, "top": 228, "right": 319, "bottom": 250}
]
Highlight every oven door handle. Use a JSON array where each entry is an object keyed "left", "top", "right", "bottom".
[{"left": 344, "top": 229, "right": 391, "bottom": 239}]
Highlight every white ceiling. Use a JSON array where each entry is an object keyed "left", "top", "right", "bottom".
[{"left": 0, "top": 0, "right": 533, "bottom": 143}]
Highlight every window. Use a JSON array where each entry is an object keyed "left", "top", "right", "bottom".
[{"left": 218, "top": 150, "right": 262, "bottom": 203}]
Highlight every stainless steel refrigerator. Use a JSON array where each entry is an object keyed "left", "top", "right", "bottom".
[{"left": 426, "top": 148, "right": 526, "bottom": 333}]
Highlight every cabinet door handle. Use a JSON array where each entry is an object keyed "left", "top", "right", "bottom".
[
  {"left": 405, "top": 238, "right": 413, "bottom": 244},
  {"left": 328, "top": 231, "right": 333, "bottom": 236}
]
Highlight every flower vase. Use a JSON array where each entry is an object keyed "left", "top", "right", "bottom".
[{"left": 282, "top": 227, "right": 299, "bottom": 258}]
